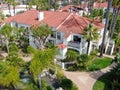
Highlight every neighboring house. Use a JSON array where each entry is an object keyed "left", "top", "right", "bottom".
[
  {"left": 5, "top": 10, "right": 105, "bottom": 59},
  {"left": 58, "top": 5, "right": 87, "bottom": 16},
  {"left": 0, "top": 4, "right": 36, "bottom": 16},
  {"left": 59, "top": 1, "right": 113, "bottom": 15},
  {"left": 80, "top": 1, "right": 113, "bottom": 12}
]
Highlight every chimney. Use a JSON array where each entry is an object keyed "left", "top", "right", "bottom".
[{"left": 38, "top": 12, "right": 44, "bottom": 21}]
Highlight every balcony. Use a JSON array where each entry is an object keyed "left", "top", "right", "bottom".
[{"left": 67, "top": 41, "right": 80, "bottom": 49}]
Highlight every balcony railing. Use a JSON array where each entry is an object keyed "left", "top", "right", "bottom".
[{"left": 67, "top": 41, "right": 80, "bottom": 49}]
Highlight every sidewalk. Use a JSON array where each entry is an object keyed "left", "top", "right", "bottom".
[{"left": 63, "top": 54, "right": 116, "bottom": 90}]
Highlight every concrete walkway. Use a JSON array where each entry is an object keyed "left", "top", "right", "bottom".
[
  {"left": 63, "top": 54, "right": 116, "bottom": 90},
  {"left": 63, "top": 62, "right": 116, "bottom": 90}
]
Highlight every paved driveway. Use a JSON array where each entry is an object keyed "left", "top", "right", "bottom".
[{"left": 63, "top": 62, "right": 116, "bottom": 90}]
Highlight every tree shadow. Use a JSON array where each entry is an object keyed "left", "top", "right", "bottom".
[{"left": 89, "top": 63, "right": 117, "bottom": 90}]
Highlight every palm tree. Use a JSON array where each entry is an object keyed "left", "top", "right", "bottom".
[
  {"left": 4, "top": 0, "right": 12, "bottom": 16},
  {"left": 0, "top": 10, "right": 5, "bottom": 21},
  {"left": 109, "top": 0, "right": 120, "bottom": 39},
  {"left": 0, "top": 24, "right": 19, "bottom": 53},
  {"left": 100, "top": 0, "right": 112, "bottom": 57},
  {"left": 84, "top": 24, "right": 99, "bottom": 55},
  {"left": 0, "top": 62, "right": 20, "bottom": 89},
  {"left": 11, "top": 0, "right": 18, "bottom": 16}
]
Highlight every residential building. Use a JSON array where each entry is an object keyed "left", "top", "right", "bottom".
[
  {"left": 0, "top": 4, "right": 36, "bottom": 16},
  {"left": 6, "top": 10, "right": 105, "bottom": 59}
]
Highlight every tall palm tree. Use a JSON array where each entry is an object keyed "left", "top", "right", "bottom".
[
  {"left": 109, "top": 0, "right": 120, "bottom": 39},
  {"left": 99, "top": 0, "right": 112, "bottom": 57},
  {"left": 11, "top": 0, "right": 18, "bottom": 16},
  {"left": 84, "top": 24, "right": 99, "bottom": 55},
  {"left": 4, "top": 0, "right": 12, "bottom": 16}
]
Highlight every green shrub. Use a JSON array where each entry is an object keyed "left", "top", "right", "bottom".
[
  {"left": 111, "top": 80, "right": 120, "bottom": 90},
  {"left": 67, "top": 65, "right": 77, "bottom": 71},
  {"left": 0, "top": 55, "right": 4, "bottom": 61},
  {"left": 1, "top": 44, "right": 7, "bottom": 52},
  {"left": 114, "top": 53, "right": 120, "bottom": 64},
  {"left": 9, "top": 43, "right": 19, "bottom": 52},
  {"left": 46, "top": 85, "right": 54, "bottom": 90},
  {"left": 60, "top": 77, "right": 78, "bottom": 90},
  {"left": 90, "top": 49, "right": 99, "bottom": 57},
  {"left": 60, "top": 78, "right": 73, "bottom": 90}
]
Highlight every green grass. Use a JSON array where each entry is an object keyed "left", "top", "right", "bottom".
[
  {"left": 93, "top": 72, "right": 112, "bottom": 90},
  {"left": 88, "top": 57, "right": 112, "bottom": 71}
]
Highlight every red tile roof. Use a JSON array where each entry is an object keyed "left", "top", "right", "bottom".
[
  {"left": 94, "top": 2, "right": 108, "bottom": 9},
  {"left": 80, "top": 2, "right": 108, "bottom": 9},
  {"left": 58, "top": 44, "right": 67, "bottom": 49},
  {"left": 6, "top": 10, "right": 104, "bottom": 37}
]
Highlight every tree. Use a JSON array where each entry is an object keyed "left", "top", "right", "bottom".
[
  {"left": 114, "top": 53, "right": 120, "bottom": 64},
  {"left": 4, "top": 0, "right": 12, "bottom": 16},
  {"left": 0, "top": 24, "right": 13, "bottom": 53},
  {"left": 100, "top": 0, "right": 112, "bottom": 57},
  {"left": 11, "top": 0, "right": 18, "bottom": 16},
  {"left": 6, "top": 51, "right": 25, "bottom": 70},
  {"left": 84, "top": 24, "right": 99, "bottom": 54},
  {"left": 0, "top": 24, "right": 19, "bottom": 53},
  {"left": 30, "top": 24, "right": 52, "bottom": 50},
  {"left": 0, "top": 10, "right": 5, "bottom": 21},
  {"left": 32, "top": 0, "right": 48, "bottom": 10},
  {"left": 109, "top": 0, "right": 120, "bottom": 39},
  {"left": 0, "top": 62, "right": 20, "bottom": 89},
  {"left": 30, "top": 47, "right": 56, "bottom": 90}
]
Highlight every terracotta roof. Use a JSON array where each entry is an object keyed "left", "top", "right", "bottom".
[
  {"left": 5, "top": 10, "right": 104, "bottom": 37},
  {"left": 59, "top": 5, "right": 85, "bottom": 12},
  {"left": 80, "top": 2, "right": 108, "bottom": 9},
  {"left": 94, "top": 2, "right": 108, "bottom": 9},
  {"left": 58, "top": 14, "right": 104, "bottom": 35},
  {"left": 58, "top": 44, "right": 67, "bottom": 49}
]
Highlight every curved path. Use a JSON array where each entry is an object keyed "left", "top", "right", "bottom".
[{"left": 63, "top": 60, "right": 116, "bottom": 90}]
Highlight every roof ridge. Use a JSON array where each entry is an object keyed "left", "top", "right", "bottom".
[
  {"left": 56, "top": 13, "right": 73, "bottom": 30},
  {"left": 72, "top": 15, "right": 83, "bottom": 31}
]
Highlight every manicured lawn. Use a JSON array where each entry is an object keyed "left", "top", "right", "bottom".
[
  {"left": 93, "top": 72, "right": 112, "bottom": 90},
  {"left": 87, "top": 57, "right": 112, "bottom": 71}
]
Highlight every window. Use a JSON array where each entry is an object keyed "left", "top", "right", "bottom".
[
  {"left": 57, "top": 32, "right": 61, "bottom": 40},
  {"left": 73, "top": 36, "right": 81, "bottom": 42}
]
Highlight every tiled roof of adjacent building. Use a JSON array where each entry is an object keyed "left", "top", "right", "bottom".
[
  {"left": 6, "top": 10, "right": 104, "bottom": 36},
  {"left": 80, "top": 2, "right": 108, "bottom": 9}
]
